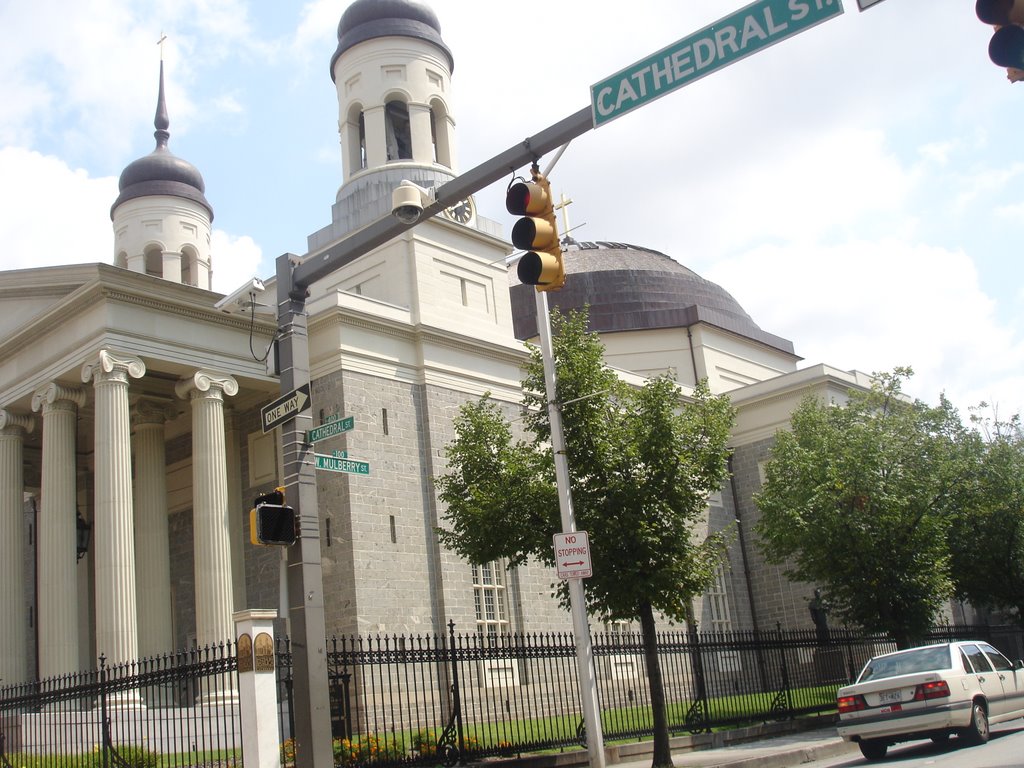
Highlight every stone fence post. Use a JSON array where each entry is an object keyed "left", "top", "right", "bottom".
[{"left": 234, "top": 609, "right": 281, "bottom": 767}]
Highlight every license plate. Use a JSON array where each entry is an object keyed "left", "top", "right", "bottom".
[{"left": 879, "top": 690, "right": 903, "bottom": 704}]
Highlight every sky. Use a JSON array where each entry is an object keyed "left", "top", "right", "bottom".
[{"left": 1, "top": 0, "right": 1023, "bottom": 419}]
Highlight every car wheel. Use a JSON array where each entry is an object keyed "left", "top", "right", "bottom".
[
  {"left": 859, "top": 739, "right": 888, "bottom": 761},
  {"left": 963, "top": 701, "right": 990, "bottom": 746}
]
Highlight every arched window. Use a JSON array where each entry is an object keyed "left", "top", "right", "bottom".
[
  {"left": 181, "top": 246, "right": 197, "bottom": 287},
  {"left": 144, "top": 245, "right": 163, "bottom": 278},
  {"left": 430, "top": 99, "right": 452, "bottom": 168},
  {"left": 114, "top": 251, "right": 128, "bottom": 269},
  {"left": 384, "top": 99, "right": 412, "bottom": 161},
  {"left": 345, "top": 104, "right": 367, "bottom": 174},
  {"left": 358, "top": 111, "right": 367, "bottom": 169}
]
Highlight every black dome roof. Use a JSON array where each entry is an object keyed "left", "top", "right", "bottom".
[
  {"left": 110, "top": 62, "right": 213, "bottom": 220},
  {"left": 510, "top": 241, "right": 795, "bottom": 355},
  {"left": 331, "top": 0, "right": 454, "bottom": 79}
]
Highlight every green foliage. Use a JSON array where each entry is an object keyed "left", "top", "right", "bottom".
[
  {"left": 754, "top": 368, "right": 972, "bottom": 647},
  {"left": 5, "top": 745, "right": 163, "bottom": 768},
  {"left": 436, "top": 307, "right": 736, "bottom": 623},
  {"left": 436, "top": 306, "right": 735, "bottom": 768},
  {"left": 331, "top": 734, "right": 405, "bottom": 766},
  {"left": 949, "top": 409, "right": 1024, "bottom": 622},
  {"left": 113, "top": 746, "right": 160, "bottom": 768}
]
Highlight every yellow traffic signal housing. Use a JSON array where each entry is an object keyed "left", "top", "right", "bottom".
[
  {"left": 249, "top": 486, "right": 297, "bottom": 546},
  {"left": 507, "top": 167, "right": 564, "bottom": 291},
  {"left": 978, "top": 0, "right": 1024, "bottom": 78}
]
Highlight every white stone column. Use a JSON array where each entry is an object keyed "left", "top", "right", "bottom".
[
  {"left": 175, "top": 370, "right": 239, "bottom": 649},
  {"left": 125, "top": 252, "right": 145, "bottom": 274},
  {"left": 161, "top": 250, "right": 182, "bottom": 283},
  {"left": 83, "top": 350, "right": 146, "bottom": 667},
  {"left": 31, "top": 382, "right": 86, "bottom": 678},
  {"left": 408, "top": 102, "right": 434, "bottom": 163},
  {"left": 194, "top": 254, "right": 211, "bottom": 290},
  {"left": 225, "top": 409, "right": 247, "bottom": 613},
  {"left": 0, "top": 409, "right": 33, "bottom": 685},
  {"left": 132, "top": 399, "right": 176, "bottom": 658}
]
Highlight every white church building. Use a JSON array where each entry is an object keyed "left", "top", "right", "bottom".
[{"left": 0, "top": 0, "right": 877, "bottom": 686}]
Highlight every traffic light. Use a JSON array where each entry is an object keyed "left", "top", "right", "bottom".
[
  {"left": 977, "top": 0, "right": 1024, "bottom": 81},
  {"left": 506, "top": 164, "right": 565, "bottom": 291},
  {"left": 250, "top": 486, "right": 297, "bottom": 546}
]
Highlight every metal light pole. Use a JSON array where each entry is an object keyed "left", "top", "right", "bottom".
[{"left": 535, "top": 290, "right": 606, "bottom": 768}]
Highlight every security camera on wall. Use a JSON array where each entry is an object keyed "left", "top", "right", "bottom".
[
  {"left": 214, "top": 277, "right": 266, "bottom": 314},
  {"left": 391, "top": 180, "right": 434, "bottom": 224}
]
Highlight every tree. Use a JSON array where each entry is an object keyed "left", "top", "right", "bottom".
[
  {"left": 435, "top": 308, "right": 735, "bottom": 768},
  {"left": 949, "top": 410, "right": 1024, "bottom": 622},
  {"left": 754, "top": 368, "right": 972, "bottom": 648}
]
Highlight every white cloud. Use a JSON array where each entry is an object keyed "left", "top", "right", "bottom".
[
  {"left": 707, "top": 238, "right": 1024, "bottom": 416},
  {"left": 0, "top": 147, "right": 117, "bottom": 271},
  {"left": 210, "top": 231, "right": 264, "bottom": 295},
  {"left": 293, "top": 0, "right": 339, "bottom": 63}
]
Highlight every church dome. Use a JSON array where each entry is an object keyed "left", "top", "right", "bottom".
[
  {"left": 510, "top": 241, "right": 795, "bottom": 354},
  {"left": 331, "top": 0, "right": 454, "bottom": 79},
  {"left": 110, "top": 64, "right": 213, "bottom": 220}
]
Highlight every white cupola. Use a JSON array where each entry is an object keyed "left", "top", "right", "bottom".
[{"left": 110, "top": 61, "right": 214, "bottom": 289}]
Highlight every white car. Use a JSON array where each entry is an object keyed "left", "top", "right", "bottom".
[{"left": 836, "top": 640, "right": 1024, "bottom": 761}]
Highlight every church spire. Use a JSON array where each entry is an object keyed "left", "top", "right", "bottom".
[{"left": 154, "top": 59, "right": 170, "bottom": 148}]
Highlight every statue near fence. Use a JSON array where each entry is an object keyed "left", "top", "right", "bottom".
[{"left": 809, "top": 588, "right": 830, "bottom": 644}]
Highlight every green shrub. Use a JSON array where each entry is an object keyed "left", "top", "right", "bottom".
[{"left": 332, "top": 734, "right": 404, "bottom": 766}]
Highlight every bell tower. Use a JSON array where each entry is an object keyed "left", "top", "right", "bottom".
[{"left": 310, "top": 0, "right": 459, "bottom": 246}]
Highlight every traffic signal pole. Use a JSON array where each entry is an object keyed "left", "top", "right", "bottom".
[
  {"left": 535, "top": 289, "right": 606, "bottom": 768},
  {"left": 276, "top": 105, "right": 596, "bottom": 768}
]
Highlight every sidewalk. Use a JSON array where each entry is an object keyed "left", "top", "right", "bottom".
[
  {"left": 504, "top": 718, "right": 859, "bottom": 768},
  {"left": 662, "top": 725, "right": 857, "bottom": 767}
]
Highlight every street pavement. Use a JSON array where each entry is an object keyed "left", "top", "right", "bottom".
[
  {"left": 588, "top": 721, "right": 860, "bottom": 768},
  {"left": 510, "top": 720, "right": 859, "bottom": 768},
  {"left": 661, "top": 726, "right": 857, "bottom": 768}
]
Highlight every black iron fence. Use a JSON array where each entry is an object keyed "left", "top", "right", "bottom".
[
  {"left": 0, "top": 644, "right": 239, "bottom": 768},
  {"left": 276, "top": 622, "right": 1024, "bottom": 768},
  {"left": 4, "top": 624, "right": 1022, "bottom": 767}
]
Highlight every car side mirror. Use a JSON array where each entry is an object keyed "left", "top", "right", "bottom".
[{"left": 1014, "top": 659, "right": 1024, "bottom": 670}]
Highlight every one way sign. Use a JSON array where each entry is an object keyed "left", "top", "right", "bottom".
[{"left": 261, "top": 383, "right": 311, "bottom": 433}]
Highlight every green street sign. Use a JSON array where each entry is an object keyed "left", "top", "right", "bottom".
[
  {"left": 591, "top": 0, "right": 844, "bottom": 127},
  {"left": 314, "top": 453, "right": 370, "bottom": 476},
  {"left": 307, "top": 416, "right": 355, "bottom": 444}
]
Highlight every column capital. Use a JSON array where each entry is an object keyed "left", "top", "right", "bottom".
[
  {"left": 31, "top": 383, "right": 86, "bottom": 413},
  {"left": 0, "top": 409, "right": 35, "bottom": 435},
  {"left": 132, "top": 398, "right": 178, "bottom": 426},
  {"left": 82, "top": 349, "right": 146, "bottom": 386},
  {"left": 176, "top": 370, "right": 239, "bottom": 401}
]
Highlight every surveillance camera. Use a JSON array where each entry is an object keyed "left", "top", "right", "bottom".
[
  {"left": 393, "top": 204, "right": 423, "bottom": 224},
  {"left": 214, "top": 277, "right": 266, "bottom": 313},
  {"left": 391, "top": 181, "right": 433, "bottom": 224}
]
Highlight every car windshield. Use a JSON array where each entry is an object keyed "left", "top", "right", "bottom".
[{"left": 858, "top": 646, "right": 952, "bottom": 682}]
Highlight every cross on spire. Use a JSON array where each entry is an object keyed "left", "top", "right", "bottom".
[
  {"left": 554, "top": 193, "right": 573, "bottom": 240},
  {"left": 157, "top": 32, "right": 167, "bottom": 61}
]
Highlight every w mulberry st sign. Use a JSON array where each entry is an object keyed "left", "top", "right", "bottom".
[{"left": 591, "top": 0, "right": 844, "bottom": 126}]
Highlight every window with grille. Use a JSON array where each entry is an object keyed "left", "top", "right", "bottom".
[
  {"left": 472, "top": 561, "right": 508, "bottom": 641},
  {"left": 706, "top": 564, "right": 732, "bottom": 633}
]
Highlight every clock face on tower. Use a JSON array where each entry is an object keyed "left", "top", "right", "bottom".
[{"left": 442, "top": 197, "right": 476, "bottom": 225}]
